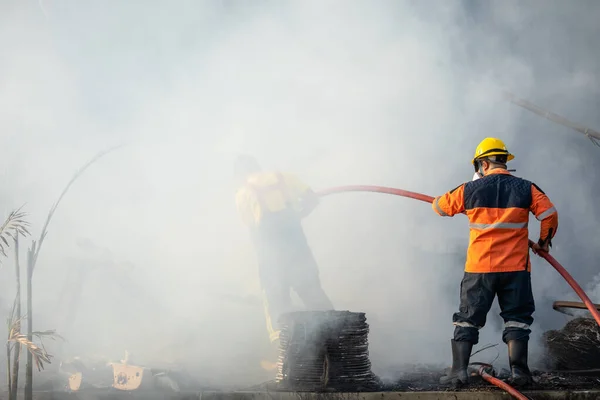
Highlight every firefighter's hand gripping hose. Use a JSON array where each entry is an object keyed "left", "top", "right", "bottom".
[{"left": 317, "top": 184, "right": 600, "bottom": 399}]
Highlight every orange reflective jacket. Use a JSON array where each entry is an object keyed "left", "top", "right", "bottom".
[{"left": 432, "top": 169, "right": 558, "bottom": 273}]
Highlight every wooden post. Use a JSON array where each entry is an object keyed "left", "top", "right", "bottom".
[
  {"left": 10, "top": 233, "right": 21, "bottom": 400},
  {"left": 24, "top": 242, "right": 35, "bottom": 400},
  {"left": 7, "top": 330, "right": 11, "bottom": 400}
]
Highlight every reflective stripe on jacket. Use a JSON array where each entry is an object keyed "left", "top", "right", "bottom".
[{"left": 432, "top": 169, "right": 558, "bottom": 273}]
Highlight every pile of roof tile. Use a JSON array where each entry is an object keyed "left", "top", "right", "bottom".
[{"left": 275, "top": 310, "right": 380, "bottom": 391}]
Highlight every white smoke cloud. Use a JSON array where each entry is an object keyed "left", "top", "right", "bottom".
[{"left": 1, "top": 0, "right": 599, "bottom": 387}]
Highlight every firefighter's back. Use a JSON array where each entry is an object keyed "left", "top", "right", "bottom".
[{"left": 463, "top": 170, "right": 532, "bottom": 273}]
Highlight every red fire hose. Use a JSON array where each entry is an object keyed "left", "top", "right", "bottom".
[
  {"left": 474, "top": 365, "right": 530, "bottom": 400},
  {"left": 317, "top": 184, "right": 600, "bottom": 399},
  {"left": 530, "top": 247, "right": 600, "bottom": 326},
  {"left": 318, "top": 185, "right": 435, "bottom": 203}
]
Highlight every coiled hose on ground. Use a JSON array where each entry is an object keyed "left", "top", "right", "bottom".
[{"left": 317, "top": 184, "right": 600, "bottom": 399}]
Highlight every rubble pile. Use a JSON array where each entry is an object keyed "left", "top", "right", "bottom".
[
  {"left": 275, "top": 310, "right": 380, "bottom": 391},
  {"left": 542, "top": 317, "right": 600, "bottom": 371}
]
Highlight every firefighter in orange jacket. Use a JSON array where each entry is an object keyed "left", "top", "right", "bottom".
[
  {"left": 433, "top": 138, "right": 558, "bottom": 387},
  {"left": 234, "top": 155, "right": 334, "bottom": 370}
]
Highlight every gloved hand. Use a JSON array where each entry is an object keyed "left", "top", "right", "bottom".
[{"left": 531, "top": 242, "right": 549, "bottom": 255}]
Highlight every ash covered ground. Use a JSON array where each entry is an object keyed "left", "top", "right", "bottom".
[
  {"left": 246, "top": 374, "right": 600, "bottom": 393},
  {"left": 247, "top": 366, "right": 600, "bottom": 393},
  {"left": 25, "top": 358, "right": 600, "bottom": 394},
  {"left": 22, "top": 316, "right": 600, "bottom": 394},
  {"left": 378, "top": 365, "right": 600, "bottom": 393}
]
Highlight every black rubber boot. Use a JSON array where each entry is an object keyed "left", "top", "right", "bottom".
[
  {"left": 439, "top": 339, "right": 473, "bottom": 386},
  {"left": 507, "top": 339, "right": 533, "bottom": 387}
]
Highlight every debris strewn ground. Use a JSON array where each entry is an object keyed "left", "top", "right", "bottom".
[
  {"left": 27, "top": 314, "right": 600, "bottom": 395},
  {"left": 247, "top": 367, "right": 600, "bottom": 393},
  {"left": 380, "top": 365, "right": 600, "bottom": 393},
  {"left": 27, "top": 358, "right": 600, "bottom": 395}
]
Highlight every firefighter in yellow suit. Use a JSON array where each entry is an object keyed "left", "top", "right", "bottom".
[{"left": 234, "top": 155, "right": 334, "bottom": 370}]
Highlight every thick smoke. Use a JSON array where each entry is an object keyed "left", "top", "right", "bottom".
[{"left": 0, "top": 0, "right": 599, "bottom": 387}]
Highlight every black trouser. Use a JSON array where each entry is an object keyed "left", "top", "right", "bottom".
[
  {"left": 453, "top": 271, "right": 535, "bottom": 344},
  {"left": 252, "top": 214, "right": 334, "bottom": 343}
]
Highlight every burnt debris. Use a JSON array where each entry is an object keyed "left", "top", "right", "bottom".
[
  {"left": 275, "top": 310, "right": 380, "bottom": 392},
  {"left": 542, "top": 317, "right": 600, "bottom": 371}
]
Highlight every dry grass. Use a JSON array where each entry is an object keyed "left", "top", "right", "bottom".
[
  {"left": 7, "top": 310, "right": 63, "bottom": 372},
  {"left": 0, "top": 208, "right": 30, "bottom": 259}
]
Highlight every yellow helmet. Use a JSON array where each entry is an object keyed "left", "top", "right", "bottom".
[{"left": 471, "top": 137, "right": 514, "bottom": 165}]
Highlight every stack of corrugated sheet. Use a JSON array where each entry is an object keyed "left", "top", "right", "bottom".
[{"left": 275, "top": 310, "right": 380, "bottom": 391}]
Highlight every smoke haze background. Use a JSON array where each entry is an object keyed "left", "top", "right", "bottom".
[{"left": 0, "top": 0, "right": 599, "bottom": 387}]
